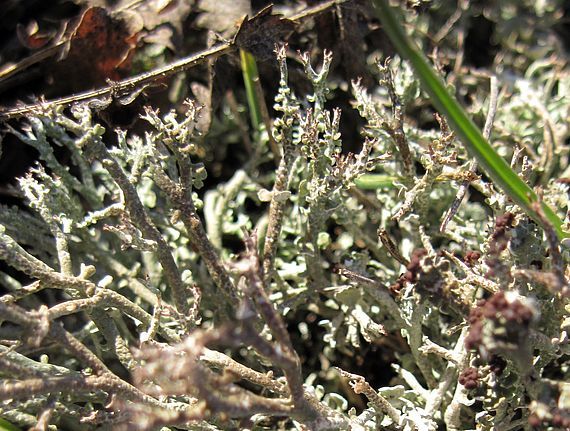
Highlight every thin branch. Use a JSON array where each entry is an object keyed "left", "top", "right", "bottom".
[
  {"left": 0, "top": 374, "right": 165, "bottom": 409},
  {"left": 85, "top": 139, "right": 193, "bottom": 324},
  {"left": 378, "top": 59, "right": 414, "bottom": 179},
  {"left": 0, "top": 0, "right": 346, "bottom": 121},
  {"left": 150, "top": 164, "right": 238, "bottom": 307},
  {"left": 0, "top": 44, "right": 234, "bottom": 120},
  {"left": 240, "top": 234, "right": 303, "bottom": 403},
  {"left": 335, "top": 368, "right": 402, "bottom": 427},
  {"left": 378, "top": 228, "right": 409, "bottom": 266},
  {"left": 425, "top": 328, "right": 469, "bottom": 415},
  {"left": 201, "top": 348, "right": 288, "bottom": 396},
  {"left": 262, "top": 45, "right": 298, "bottom": 281},
  {"left": 334, "top": 265, "right": 407, "bottom": 328},
  {"left": 440, "top": 75, "right": 499, "bottom": 232}
]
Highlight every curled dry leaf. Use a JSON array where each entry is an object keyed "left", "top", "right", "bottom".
[
  {"left": 16, "top": 20, "right": 57, "bottom": 50},
  {"left": 53, "top": 6, "right": 141, "bottom": 89},
  {"left": 73, "top": 0, "right": 192, "bottom": 51},
  {"left": 233, "top": 6, "right": 296, "bottom": 61}
]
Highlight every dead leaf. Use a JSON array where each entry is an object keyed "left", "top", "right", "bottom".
[
  {"left": 74, "top": 0, "right": 192, "bottom": 53},
  {"left": 53, "top": 6, "right": 141, "bottom": 90},
  {"left": 16, "top": 20, "right": 57, "bottom": 50},
  {"left": 233, "top": 6, "right": 296, "bottom": 61}
]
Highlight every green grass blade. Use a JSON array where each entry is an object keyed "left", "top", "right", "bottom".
[
  {"left": 0, "top": 418, "right": 21, "bottom": 431},
  {"left": 240, "top": 49, "right": 263, "bottom": 131},
  {"left": 371, "top": 0, "right": 568, "bottom": 239},
  {"left": 355, "top": 174, "right": 399, "bottom": 190}
]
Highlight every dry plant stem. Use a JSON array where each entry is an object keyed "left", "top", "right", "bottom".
[
  {"left": 378, "top": 228, "right": 409, "bottom": 266},
  {"left": 262, "top": 145, "right": 296, "bottom": 280},
  {"left": 0, "top": 374, "right": 163, "bottom": 408},
  {"left": 442, "top": 250, "right": 500, "bottom": 293},
  {"left": 85, "top": 140, "right": 192, "bottom": 322},
  {"left": 425, "top": 328, "right": 469, "bottom": 416},
  {"left": 335, "top": 266, "right": 407, "bottom": 328},
  {"left": 336, "top": 368, "right": 402, "bottom": 426},
  {"left": 532, "top": 202, "right": 568, "bottom": 294},
  {"left": 0, "top": 43, "right": 233, "bottom": 120},
  {"left": 288, "top": 0, "right": 347, "bottom": 22},
  {"left": 150, "top": 166, "right": 237, "bottom": 305},
  {"left": 242, "top": 235, "right": 303, "bottom": 404},
  {"left": 0, "top": 0, "right": 154, "bottom": 84},
  {"left": 201, "top": 348, "right": 288, "bottom": 396},
  {"left": 0, "top": 40, "right": 67, "bottom": 82},
  {"left": 433, "top": 0, "right": 469, "bottom": 43},
  {"left": 379, "top": 60, "right": 414, "bottom": 179},
  {"left": 440, "top": 75, "right": 499, "bottom": 232},
  {"left": 0, "top": 0, "right": 346, "bottom": 120},
  {"left": 0, "top": 311, "right": 166, "bottom": 411}
]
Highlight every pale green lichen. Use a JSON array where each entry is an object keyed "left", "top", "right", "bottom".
[{"left": 1, "top": 2, "right": 569, "bottom": 430}]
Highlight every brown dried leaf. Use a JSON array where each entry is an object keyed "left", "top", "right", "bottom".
[
  {"left": 233, "top": 6, "right": 296, "bottom": 61},
  {"left": 73, "top": 0, "right": 191, "bottom": 52},
  {"left": 16, "top": 20, "right": 57, "bottom": 50},
  {"left": 54, "top": 6, "right": 141, "bottom": 90}
]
